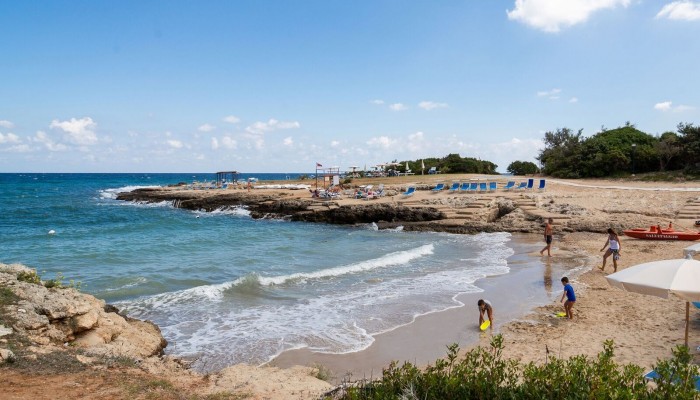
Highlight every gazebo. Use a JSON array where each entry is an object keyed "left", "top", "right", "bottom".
[{"left": 215, "top": 171, "right": 239, "bottom": 186}]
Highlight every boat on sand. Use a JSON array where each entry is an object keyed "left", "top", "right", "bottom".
[{"left": 623, "top": 226, "right": 700, "bottom": 241}]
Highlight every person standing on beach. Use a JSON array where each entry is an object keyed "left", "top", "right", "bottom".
[
  {"left": 540, "top": 218, "right": 554, "bottom": 256},
  {"left": 599, "top": 228, "right": 621, "bottom": 272},
  {"left": 560, "top": 277, "right": 575, "bottom": 319},
  {"left": 477, "top": 299, "right": 493, "bottom": 329}
]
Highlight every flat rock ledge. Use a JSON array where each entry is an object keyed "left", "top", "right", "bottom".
[{"left": 0, "top": 263, "right": 166, "bottom": 360}]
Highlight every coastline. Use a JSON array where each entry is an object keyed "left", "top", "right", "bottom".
[
  {"left": 3, "top": 174, "right": 700, "bottom": 399},
  {"left": 269, "top": 233, "right": 588, "bottom": 382}
]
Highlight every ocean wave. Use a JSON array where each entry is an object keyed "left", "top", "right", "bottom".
[
  {"left": 99, "top": 185, "right": 161, "bottom": 200},
  {"left": 121, "top": 244, "right": 434, "bottom": 311},
  {"left": 251, "top": 244, "right": 434, "bottom": 286},
  {"left": 210, "top": 206, "right": 251, "bottom": 216}
]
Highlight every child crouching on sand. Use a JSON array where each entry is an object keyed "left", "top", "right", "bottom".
[{"left": 560, "top": 277, "right": 575, "bottom": 319}]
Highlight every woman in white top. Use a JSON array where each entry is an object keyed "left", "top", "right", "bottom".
[{"left": 599, "top": 228, "right": 621, "bottom": 272}]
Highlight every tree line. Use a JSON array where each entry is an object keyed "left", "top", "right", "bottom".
[{"left": 536, "top": 122, "right": 700, "bottom": 178}]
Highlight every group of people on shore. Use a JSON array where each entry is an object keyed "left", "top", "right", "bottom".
[{"left": 478, "top": 221, "right": 626, "bottom": 329}]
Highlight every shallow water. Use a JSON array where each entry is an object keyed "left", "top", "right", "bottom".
[{"left": 1, "top": 173, "right": 554, "bottom": 371}]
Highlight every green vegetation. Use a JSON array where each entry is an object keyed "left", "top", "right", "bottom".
[
  {"left": 311, "top": 363, "right": 334, "bottom": 382},
  {"left": 15, "top": 270, "right": 82, "bottom": 290},
  {"left": 335, "top": 335, "right": 699, "bottom": 399},
  {"left": 507, "top": 160, "right": 539, "bottom": 175},
  {"left": 537, "top": 122, "right": 700, "bottom": 178},
  {"left": 0, "top": 287, "right": 19, "bottom": 306},
  {"left": 404, "top": 154, "right": 498, "bottom": 175},
  {"left": 16, "top": 270, "right": 41, "bottom": 285}
]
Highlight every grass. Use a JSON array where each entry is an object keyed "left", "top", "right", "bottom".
[{"left": 0, "top": 287, "right": 20, "bottom": 306}]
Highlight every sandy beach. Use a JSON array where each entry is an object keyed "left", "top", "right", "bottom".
[
  {"left": 3, "top": 174, "right": 700, "bottom": 399},
  {"left": 259, "top": 174, "right": 700, "bottom": 385}
]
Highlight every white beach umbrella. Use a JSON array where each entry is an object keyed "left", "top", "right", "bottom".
[{"left": 605, "top": 258, "right": 700, "bottom": 346}]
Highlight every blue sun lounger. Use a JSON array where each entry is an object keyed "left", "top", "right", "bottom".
[
  {"left": 402, "top": 186, "right": 415, "bottom": 197},
  {"left": 515, "top": 181, "right": 528, "bottom": 190},
  {"left": 538, "top": 179, "right": 546, "bottom": 191},
  {"left": 644, "top": 370, "right": 700, "bottom": 391},
  {"left": 503, "top": 181, "right": 515, "bottom": 191},
  {"left": 489, "top": 182, "right": 497, "bottom": 192},
  {"left": 526, "top": 178, "right": 534, "bottom": 190},
  {"left": 431, "top": 183, "right": 445, "bottom": 193},
  {"left": 448, "top": 182, "right": 460, "bottom": 193},
  {"left": 459, "top": 182, "right": 470, "bottom": 192},
  {"left": 479, "top": 182, "right": 488, "bottom": 192}
]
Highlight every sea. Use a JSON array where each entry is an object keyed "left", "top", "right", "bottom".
[{"left": 0, "top": 173, "right": 558, "bottom": 372}]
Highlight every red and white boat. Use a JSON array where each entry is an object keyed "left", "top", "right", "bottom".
[{"left": 623, "top": 226, "right": 700, "bottom": 241}]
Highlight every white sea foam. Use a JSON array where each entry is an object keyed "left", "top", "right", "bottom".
[
  {"left": 99, "top": 185, "right": 160, "bottom": 199},
  {"left": 210, "top": 206, "right": 251, "bottom": 216},
  {"left": 252, "top": 244, "right": 434, "bottom": 286}
]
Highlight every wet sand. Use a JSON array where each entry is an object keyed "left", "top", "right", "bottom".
[{"left": 270, "top": 233, "right": 587, "bottom": 382}]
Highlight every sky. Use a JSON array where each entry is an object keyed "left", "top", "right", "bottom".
[{"left": 1, "top": 0, "right": 699, "bottom": 173}]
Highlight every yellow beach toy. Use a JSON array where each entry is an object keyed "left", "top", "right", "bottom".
[{"left": 479, "top": 320, "right": 491, "bottom": 331}]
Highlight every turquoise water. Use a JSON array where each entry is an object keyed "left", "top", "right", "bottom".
[{"left": 0, "top": 173, "right": 515, "bottom": 372}]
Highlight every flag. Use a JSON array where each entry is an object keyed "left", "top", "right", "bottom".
[{"left": 316, "top": 162, "right": 322, "bottom": 167}]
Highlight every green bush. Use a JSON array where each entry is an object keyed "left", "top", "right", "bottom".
[
  {"left": 16, "top": 271, "right": 41, "bottom": 285},
  {"left": 337, "top": 335, "right": 699, "bottom": 399}
]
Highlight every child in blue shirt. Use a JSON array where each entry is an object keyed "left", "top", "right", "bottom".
[{"left": 560, "top": 277, "right": 576, "bottom": 319}]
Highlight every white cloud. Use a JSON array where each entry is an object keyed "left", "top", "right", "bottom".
[
  {"left": 32, "top": 130, "right": 67, "bottom": 151},
  {"left": 507, "top": 0, "right": 631, "bottom": 33},
  {"left": 198, "top": 123, "right": 216, "bottom": 132},
  {"left": 569, "top": 97, "right": 579, "bottom": 103},
  {"left": 366, "top": 136, "right": 396, "bottom": 149},
  {"left": 370, "top": 99, "right": 385, "bottom": 105},
  {"left": 537, "top": 88, "right": 561, "bottom": 99},
  {"left": 283, "top": 136, "right": 293, "bottom": 146},
  {"left": 49, "top": 117, "right": 98, "bottom": 145},
  {"left": 418, "top": 101, "right": 449, "bottom": 110},
  {"left": 211, "top": 137, "right": 219, "bottom": 150},
  {"left": 330, "top": 140, "right": 340, "bottom": 147},
  {"left": 0, "top": 132, "right": 20, "bottom": 144},
  {"left": 0, "top": 120, "right": 14, "bottom": 129},
  {"left": 245, "top": 118, "right": 301, "bottom": 135},
  {"left": 2, "top": 144, "right": 30, "bottom": 153},
  {"left": 654, "top": 101, "right": 694, "bottom": 112},
  {"left": 167, "top": 139, "right": 183, "bottom": 149},
  {"left": 220, "top": 137, "right": 237, "bottom": 149},
  {"left": 223, "top": 115, "right": 241, "bottom": 124},
  {"left": 656, "top": 1, "right": 700, "bottom": 21},
  {"left": 389, "top": 103, "right": 407, "bottom": 111}
]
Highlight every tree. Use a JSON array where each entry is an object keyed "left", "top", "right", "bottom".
[
  {"left": 506, "top": 161, "right": 539, "bottom": 175},
  {"left": 677, "top": 123, "right": 700, "bottom": 172},
  {"left": 655, "top": 131, "right": 681, "bottom": 171},
  {"left": 537, "top": 128, "right": 584, "bottom": 178}
]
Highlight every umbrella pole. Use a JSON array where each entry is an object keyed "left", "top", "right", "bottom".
[{"left": 685, "top": 301, "right": 690, "bottom": 348}]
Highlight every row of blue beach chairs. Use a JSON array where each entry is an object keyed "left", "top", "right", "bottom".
[{"left": 431, "top": 178, "right": 546, "bottom": 193}]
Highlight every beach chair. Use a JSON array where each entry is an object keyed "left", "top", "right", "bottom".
[
  {"left": 448, "top": 182, "right": 460, "bottom": 193},
  {"left": 459, "top": 182, "right": 470, "bottom": 192},
  {"left": 468, "top": 182, "right": 478, "bottom": 192},
  {"left": 537, "top": 179, "right": 546, "bottom": 191},
  {"left": 515, "top": 181, "right": 528, "bottom": 190},
  {"left": 431, "top": 183, "right": 445, "bottom": 193},
  {"left": 478, "top": 182, "right": 487, "bottom": 192},
  {"left": 644, "top": 369, "right": 700, "bottom": 391},
  {"left": 401, "top": 186, "right": 415, "bottom": 197},
  {"left": 375, "top": 184, "right": 385, "bottom": 197},
  {"left": 526, "top": 178, "right": 534, "bottom": 190},
  {"left": 503, "top": 181, "right": 515, "bottom": 191},
  {"left": 489, "top": 182, "right": 497, "bottom": 192}
]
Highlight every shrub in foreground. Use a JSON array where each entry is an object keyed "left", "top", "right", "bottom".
[{"left": 336, "top": 335, "right": 699, "bottom": 400}]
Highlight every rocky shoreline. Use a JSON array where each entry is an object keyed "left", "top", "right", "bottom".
[{"left": 115, "top": 186, "right": 557, "bottom": 234}]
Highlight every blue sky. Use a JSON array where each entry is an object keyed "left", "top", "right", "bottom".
[{"left": 1, "top": 0, "right": 699, "bottom": 173}]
